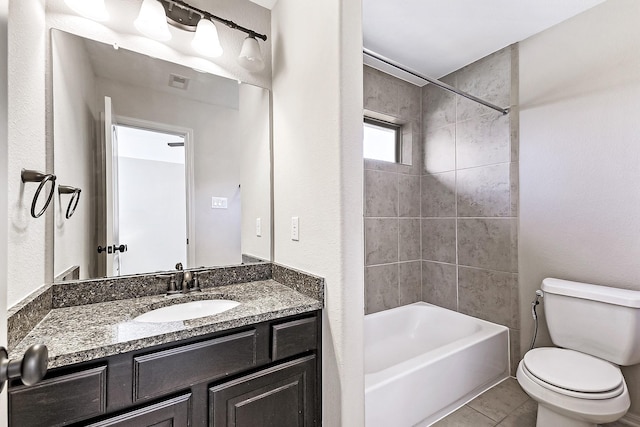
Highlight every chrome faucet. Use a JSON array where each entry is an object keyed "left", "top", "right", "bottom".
[{"left": 181, "top": 270, "right": 202, "bottom": 294}]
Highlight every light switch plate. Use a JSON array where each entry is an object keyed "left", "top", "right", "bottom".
[
  {"left": 211, "top": 197, "right": 228, "bottom": 209},
  {"left": 256, "top": 218, "right": 262, "bottom": 236}
]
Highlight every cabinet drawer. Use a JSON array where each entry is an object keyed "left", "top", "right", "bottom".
[
  {"left": 86, "top": 394, "right": 191, "bottom": 427},
  {"left": 271, "top": 316, "right": 317, "bottom": 361},
  {"left": 134, "top": 329, "right": 257, "bottom": 401},
  {"left": 9, "top": 365, "right": 107, "bottom": 427}
]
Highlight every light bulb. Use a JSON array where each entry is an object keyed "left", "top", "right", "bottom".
[
  {"left": 64, "top": 0, "right": 109, "bottom": 21},
  {"left": 191, "top": 19, "right": 223, "bottom": 58},
  {"left": 238, "top": 36, "right": 264, "bottom": 72},
  {"left": 135, "top": 0, "right": 171, "bottom": 42}
]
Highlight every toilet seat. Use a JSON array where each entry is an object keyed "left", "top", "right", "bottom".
[{"left": 522, "top": 348, "right": 624, "bottom": 400}]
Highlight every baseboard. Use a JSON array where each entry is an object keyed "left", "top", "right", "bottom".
[{"left": 619, "top": 412, "right": 640, "bottom": 427}]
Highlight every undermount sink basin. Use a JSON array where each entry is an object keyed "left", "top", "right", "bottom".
[{"left": 133, "top": 300, "right": 240, "bottom": 323}]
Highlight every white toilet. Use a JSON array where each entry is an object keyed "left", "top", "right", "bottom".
[{"left": 517, "top": 278, "right": 640, "bottom": 427}]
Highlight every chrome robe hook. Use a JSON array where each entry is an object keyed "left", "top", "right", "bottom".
[{"left": 21, "top": 169, "right": 57, "bottom": 218}]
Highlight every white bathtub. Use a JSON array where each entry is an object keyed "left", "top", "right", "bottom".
[{"left": 365, "top": 302, "right": 509, "bottom": 426}]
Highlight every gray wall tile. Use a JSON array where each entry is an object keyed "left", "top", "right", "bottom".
[
  {"left": 365, "top": 218, "right": 398, "bottom": 266},
  {"left": 510, "top": 162, "right": 519, "bottom": 216},
  {"left": 458, "top": 267, "right": 517, "bottom": 328},
  {"left": 399, "top": 219, "right": 421, "bottom": 261},
  {"left": 365, "top": 264, "right": 399, "bottom": 314},
  {"left": 365, "top": 169, "right": 398, "bottom": 217},
  {"left": 424, "top": 124, "right": 456, "bottom": 174},
  {"left": 457, "top": 114, "right": 511, "bottom": 169},
  {"left": 364, "top": 158, "right": 398, "bottom": 173},
  {"left": 399, "top": 80, "right": 421, "bottom": 122},
  {"left": 421, "top": 172, "right": 456, "bottom": 217},
  {"left": 423, "top": 77, "right": 456, "bottom": 131},
  {"left": 510, "top": 329, "right": 521, "bottom": 377},
  {"left": 364, "top": 66, "right": 399, "bottom": 116},
  {"left": 456, "top": 47, "right": 511, "bottom": 121},
  {"left": 422, "top": 219, "right": 456, "bottom": 263},
  {"left": 398, "top": 174, "right": 420, "bottom": 217},
  {"left": 457, "top": 163, "right": 511, "bottom": 217},
  {"left": 458, "top": 218, "right": 515, "bottom": 272},
  {"left": 399, "top": 261, "right": 422, "bottom": 305},
  {"left": 422, "top": 261, "right": 457, "bottom": 310}
]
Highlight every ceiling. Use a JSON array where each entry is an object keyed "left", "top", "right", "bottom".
[{"left": 363, "top": 0, "right": 606, "bottom": 83}]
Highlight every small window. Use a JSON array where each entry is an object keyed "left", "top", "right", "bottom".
[{"left": 363, "top": 117, "right": 400, "bottom": 163}]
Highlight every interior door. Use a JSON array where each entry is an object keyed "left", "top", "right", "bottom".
[{"left": 104, "top": 96, "right": 121, "bottom": 276}]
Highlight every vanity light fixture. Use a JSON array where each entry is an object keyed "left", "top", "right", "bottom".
[
  {"left": 134, "top": 0, "right": 267, "bottom": 70},
  {"left": 238, "top": 36, "right": 264, "bottom": 72},
  {"left": 134, "top": 0, "right": 172, "bottom": 41},
  {"left": 64, "top": 0, "right": 109, "bottom": 22},
  {"left": 191, "top": 18, "right": 223, "bottom": 58}
]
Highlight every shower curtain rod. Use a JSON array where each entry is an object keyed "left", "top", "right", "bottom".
[{"left": 363, "top": 49, "right": 510, "bottom": 115}]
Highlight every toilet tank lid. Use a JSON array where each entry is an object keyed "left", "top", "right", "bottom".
[{"left": 542, "top": 278, "right": 640, "bottom": 308}]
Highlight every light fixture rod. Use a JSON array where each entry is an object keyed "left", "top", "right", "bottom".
[
  {"left": 167, "top": 0, "right": 267, "bottom": 41},
  {"left": 363, "top": 48, "right": 509, "bottom": 115}
]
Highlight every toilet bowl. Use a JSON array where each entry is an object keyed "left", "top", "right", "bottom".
[
  {"left": 517, "top": 348, "right": 629, "bottom": 427},
  {"left": 516, "top": 278, "right": 640, "bottom": 427}
]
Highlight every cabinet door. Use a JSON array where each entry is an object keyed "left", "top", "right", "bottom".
[
  {"left": 209, "top": 355, "right": 316, "bottom": 427},
  {"left": 86, "top": 394, "right": 191, "bottom": 427}
]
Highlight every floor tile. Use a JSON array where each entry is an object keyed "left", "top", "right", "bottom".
[
  {"left": 496, "top": 399, "right": 537, "bottom": 427},
  {"left": 466, "top": 378, "right": 530, "bottom": 422},
  {"left": 432, "top": 405, "right": 495, "bottom": 427}
]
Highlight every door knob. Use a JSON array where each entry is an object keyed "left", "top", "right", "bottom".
[{"left": 0, "top": 344, "right": 48, "bottom": 391}]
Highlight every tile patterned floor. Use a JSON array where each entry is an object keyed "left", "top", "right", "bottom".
[{"left": 432, "top": 378, "right": 629, "bottom": 427}]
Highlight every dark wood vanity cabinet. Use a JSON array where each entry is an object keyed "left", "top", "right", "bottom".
[{"left": 8, "top": 311, "right": 321, "bottom": 427}]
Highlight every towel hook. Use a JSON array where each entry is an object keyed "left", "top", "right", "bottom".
[
  {"left": 21, "top": 169, "right": 57, "bottom": 218},
  {"left": 58, "top": 185, "right": 82, "bottom": 219}
]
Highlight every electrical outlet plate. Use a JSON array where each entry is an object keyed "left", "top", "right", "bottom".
[{"left": 291, "top": 216, "right": 299, "bottom": 241}]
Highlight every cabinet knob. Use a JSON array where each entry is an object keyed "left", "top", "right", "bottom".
[{"left": 0, "top": 344, "right": 48, "bottom": 390}]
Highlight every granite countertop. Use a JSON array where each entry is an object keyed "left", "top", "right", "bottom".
[{"left": 10, "top": 279, "right": 322, "bottom": 369}]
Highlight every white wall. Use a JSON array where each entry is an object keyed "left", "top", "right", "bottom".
[
  {"left": 519, "top": 0, "right": 640, "bottom": 419},
  {"left": 51, "top": 30, "right": 98, "bottom": 280},
  {"left": 239, "top": 84, "right": 271, "bottom": 261},
  {"left": 271, "top": 0, "right": 364, "bottom": 425},
  {"left": 7, "top": 0, "right": 47, "bottom": 307}
]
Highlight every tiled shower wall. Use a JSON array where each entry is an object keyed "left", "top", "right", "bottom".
[
  {"left": 364, "top": 45, "right": 520, "bottom": 373},
  {"left": 421, "top": 45, "right": 520, "bottom": 373},
  {"left": 363, "top": 66, "right": 423, "bottom": 313}
]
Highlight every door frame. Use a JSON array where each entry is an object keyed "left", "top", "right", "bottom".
[{"left": 113, "top": 116, "right": 196, "bottom": 267}]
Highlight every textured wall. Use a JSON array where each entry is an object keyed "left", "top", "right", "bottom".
[
  {"left": 363, "top": 65, "right": 423, "bottom": 314},
  {"left": 271, "top": 0, "right": 364, "bottom": 424},
  {"left": 519, "top": 0, "right": 640, "bottom": 420},
  {"left": 7, "top": 0, "right": 47, "bottom": 307},
  {"left": 421, "top": 45, "right": 520, "bottom": 374}
]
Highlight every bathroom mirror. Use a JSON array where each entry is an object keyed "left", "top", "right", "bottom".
[{"left": 51, "top": 29, "right": 271, "bottom": 281}]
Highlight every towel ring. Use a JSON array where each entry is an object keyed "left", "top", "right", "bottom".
[
  {"left": 58, "top": 185, "right": 82, "bottom": 219},
  {"left": 21, "top": 169, "right": 57, "bottom": 219}
]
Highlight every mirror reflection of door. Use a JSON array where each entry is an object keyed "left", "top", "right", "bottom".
[{"left": 104, "top": 97, "right": 192, "bottom": 276}]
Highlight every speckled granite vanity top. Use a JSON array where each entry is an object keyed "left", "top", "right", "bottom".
[{"left": 9, "top": 264, "right": 324, "bottom": 369}]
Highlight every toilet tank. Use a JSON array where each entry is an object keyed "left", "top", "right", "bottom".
[{"left": 542, "top": 278, "right": 640, "bottom": 366}]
